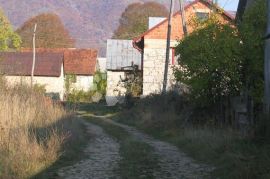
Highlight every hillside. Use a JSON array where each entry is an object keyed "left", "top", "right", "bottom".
[{"left": 0, "top": 0, "right": 171, "bottom": 56}]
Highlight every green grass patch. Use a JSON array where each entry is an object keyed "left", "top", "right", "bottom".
[
  {"left": 86, "top": 117, "right": 160, "bottom": 179},
  {"left": 78, "top": 102, "right": 120, "bottom": 116}
]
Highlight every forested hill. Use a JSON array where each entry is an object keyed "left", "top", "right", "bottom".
[{"left": 0, "top": 0, "right": 171, "bottom": 56}]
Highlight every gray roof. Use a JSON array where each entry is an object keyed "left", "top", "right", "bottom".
[{"left": 106, "top": 39, "right": 141, "bottom": 70}]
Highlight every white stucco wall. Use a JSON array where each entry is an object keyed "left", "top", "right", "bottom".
[
  {"left": 143, "top": 39, "right": 177, "bottom": 96},
  {"left": 4, "top": 65, "right": 65, "bottom": 100},
  {"left": 105, "top": 71, "right": 126, "bottom": 106},
  {"left": 71, "top": 75, "right": 93, "bottom": 91},
  {"left": 97, "top": 58, "right": 107, "bottom": 72}
]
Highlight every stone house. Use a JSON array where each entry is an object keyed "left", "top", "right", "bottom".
[
  {"left": 0, "top": 52, "right": 65, "bottom": 100},
  {"left": 105, "top": 39, "right": 142, "bottom": 106},
  {"left": 133, "top": 0, "right": 235, "bottom": 96}
]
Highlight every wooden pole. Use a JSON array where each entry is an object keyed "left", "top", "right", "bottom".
[
  {"left": 179, "top": 0, "right": 188, "bottom": 37},
  {"left": 31, "top": 23, "right": 37, "bottom": 88},
  {"left": 236, "top": 0, "right": 248, "bottom": 24},
  {"left": 162, "top": 0, "right": 175, "bottom": 94},
  {"left": 264, "top": 0, "right": 270, "bottom": 115}
]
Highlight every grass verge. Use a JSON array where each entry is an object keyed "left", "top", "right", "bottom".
[
  {"left": 109, "top": 93, "right": 270, "bottom": 179},
  {"left": 32, "top": 117, "right": 89, "bottom": 179},
  {"left": 84, "top": 115, "right": 160, "bottom": 179},
  {"left": 0, "top": 79, "right": 89, "bottom": 179}
]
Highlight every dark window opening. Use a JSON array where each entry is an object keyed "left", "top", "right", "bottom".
[{"left": 196, "top": 12, "right": 209, "bottom": 21}]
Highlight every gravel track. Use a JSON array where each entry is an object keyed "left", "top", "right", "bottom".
[{"left": 57, "top": 120, "right": 121, "bottom": 179}]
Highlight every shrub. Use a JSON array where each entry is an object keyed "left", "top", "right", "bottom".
[
  {"left": 92, "top": 70, "right": 107, "bottom": 96},
  {"left": 67, "top": 89, "right": 95, "bottom": 103},
  {"left": 65, "top": 71, "right": 107, "bottom": 103},
  {"left": 174, "top": 16, "right": 243, "bottom": 107},
  {"left": 239, "top": 0, "right": 267, "bottom": 104}
]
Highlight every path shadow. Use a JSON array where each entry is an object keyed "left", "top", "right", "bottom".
[
  {"left": 31, "top": 102, "right": 118, "bottom": 179},
  {"left": 31, "top": 115, "right": 89, "bottom": 179}
]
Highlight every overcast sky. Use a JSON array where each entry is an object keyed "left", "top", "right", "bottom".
[{"left": 218, "top": 0, "right": 239, "bottom": 11}]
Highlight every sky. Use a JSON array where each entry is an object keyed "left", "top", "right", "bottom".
[{"left": 217, "top": 0, "right": 239, "bottom": 11}]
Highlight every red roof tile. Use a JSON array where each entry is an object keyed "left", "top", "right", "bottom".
[
  {"left": 0, "top": 52, "right": 63, "bottom": 77},
  {"left": 21, "top": 48, "right": 98, "bottom": 75},
  {"left": 64, "top": 49, "right": 97, "bottom": 75}
]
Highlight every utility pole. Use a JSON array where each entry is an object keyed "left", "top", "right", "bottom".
[
  {"left": 236, "top": 0, "right": 248, "bottom": 24},
  {"left": 162, "top": 0, "right": 175, "bottom": 94},
  {"left": 264, "top": 0, "right": 270, "bottom": 116},
  {"left": 179, "top": 0, "right": 188, "bottom": 37},
  {"left": 31, "top": 23, "right": 37, "bottom": 88}
]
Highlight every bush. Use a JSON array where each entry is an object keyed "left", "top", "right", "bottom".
[
  {"left": 92, "top": 70, "right": 107, "bottom": 96},
  {"left": 65, "top": 71, "right": 107, "bottom": 103},
  {"left": 67, "top": 89, "right": 95, "bottom": 103},
  {"left": 174, "top": 16, "right": 243, "bottom": 107},
  {"left": 239, "top": 0, "right": 267, "bottom": 104}
]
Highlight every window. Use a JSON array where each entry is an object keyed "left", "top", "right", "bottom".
[{"left": 196, "top": 12, "right": 209, "bottom": 21}]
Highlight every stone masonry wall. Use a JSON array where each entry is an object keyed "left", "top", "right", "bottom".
[{"left": 143, "top": 39, "right": 177, "bottom": 96}]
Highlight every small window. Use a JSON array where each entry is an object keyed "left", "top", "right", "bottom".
[{"left": 196, "top": 12, "right": 209, "bottom": 21}]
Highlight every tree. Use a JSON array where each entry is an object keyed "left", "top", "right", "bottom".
[
  {"left": 174, "top": 17, "right": 243, "bottom": 107},
  {"left": 17, "top": 13, "right": 75, "bottom": 48},
  {"left": 239, "top": 0, "right": 267, "bottom": 104},
  {"left": 113, "top": 2, "right": 169, "bottom": 39},
  {"left": 0, "top": 9, "right": 21, "bottom": 51}
]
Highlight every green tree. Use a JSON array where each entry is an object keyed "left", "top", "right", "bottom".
[
  {"left": 0, "top": 9, "right": 21, "bottom": 51},
  {"left": 239, "top": 0, "right": 267, "bottom": 104},
  {"left": 17, "top": 13, "right": 75, "bottom": 48},
  {"left": 174, "top": 17, "right": 243, "bottom": 106},
  {"left": 113, "top": 2, "right": 168, "bottom": 39}
]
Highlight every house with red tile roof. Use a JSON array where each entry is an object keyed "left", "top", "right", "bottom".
[
  {"left": 0, "top": 52, "right": 65, "bottom": 100},
  {"left": 0, "top": 49, "right": 98, "bottom": 100},
  {"left": 21, "top": 48, "right": 98, "bottom": 92},
  {"left": 133, "top": 0, "right": 235, "bottom": 96},
  {"left": 63, "top": 49, "right": 98, "bottom": 91}
]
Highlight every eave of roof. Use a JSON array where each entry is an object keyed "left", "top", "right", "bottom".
[
  {"left": 0, "top": 52, "right": 64, "bottom": 77},
  {"left": 21, "top": 48, "right": 98, "bottom": 75},
  {"left": 132, "top": 0, "right": 235, "bottom": 52}
]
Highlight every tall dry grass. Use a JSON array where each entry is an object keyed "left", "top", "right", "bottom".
[{"left": 0, "top": 77, "right": 70, "bottom": 179}]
